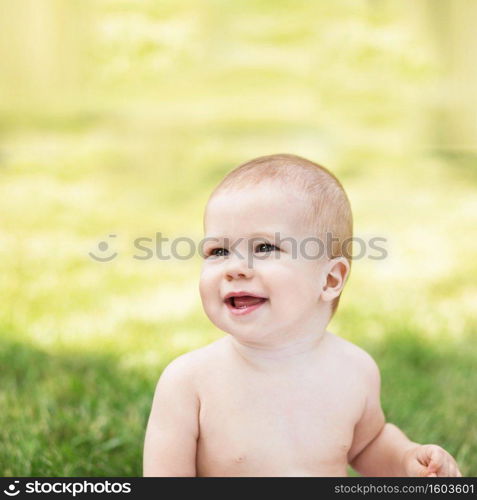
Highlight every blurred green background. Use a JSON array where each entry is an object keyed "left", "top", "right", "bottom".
[{"left": 0, "top": 0, "right": 476, "bottom": 476}]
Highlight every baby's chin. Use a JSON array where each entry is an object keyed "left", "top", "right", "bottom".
[
  {"left": 205, "top": 301, "right": 304, "bottom": 346},
  {"left": 224, "top": 328, "right": 276, "bottom": 347},
  {"left": 218, "top": 318, "right": 280, "bottom": 346}
]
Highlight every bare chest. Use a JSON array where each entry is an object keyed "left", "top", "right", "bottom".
[{"left": 196, "top": 373, "right": 361, "bottom": 476}]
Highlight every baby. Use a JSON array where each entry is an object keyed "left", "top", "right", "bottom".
[{"left": 143, "top": 153, "right": 461, "bottom": 477}]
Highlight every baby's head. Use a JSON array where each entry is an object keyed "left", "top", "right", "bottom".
[{"left": 199, "top": 153, "right": 353, "bottom": 345}]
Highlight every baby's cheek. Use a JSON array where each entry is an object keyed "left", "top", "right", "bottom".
[
  {"left": 199, "top": 270, "right": 216, "bottom": 301},
  {"left": 275, "top": 259, "right": 319, "bottom": 282},
  {"left": 286, "top": 267, "right": 322, "bottom": 302}
]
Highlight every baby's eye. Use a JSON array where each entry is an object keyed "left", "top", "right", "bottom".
[
  {"left": 208, "top": 248, "right": 229, "bottom": 257},
  {"left": 255, "top": 243, "right": 279, "bottom": 253}
]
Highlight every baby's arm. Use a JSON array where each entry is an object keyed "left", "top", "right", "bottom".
[
  {"left": 347, "top": 352, "right": 388, "bottom": 475},
  {"left": 143, "top": 356, "right": 199, "bottom": 476},
  {"left": 347, "top": 353, "right": 461, "bottom": 476},
  {"left": 352, "top": 422, "right": 461, "bottom": 477},
  {"left": 350, "top": 421, "right": 418, "bottom": 476}
]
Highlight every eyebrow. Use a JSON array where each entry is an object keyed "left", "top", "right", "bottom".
[{"left": 205, "top": 232, "right": 279, "bottom": 241}]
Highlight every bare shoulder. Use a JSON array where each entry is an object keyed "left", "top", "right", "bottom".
[
  {"left": 155, "top": 336, "right": 228, "bottom": 391},
  {"left": 144, "top": 337, "right": 227, "bottom": 476},
  {"left": 325, "top": 331, "right": 381, "bottom": 383}
]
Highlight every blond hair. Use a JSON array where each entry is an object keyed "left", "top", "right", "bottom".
[{"left": 208, "top": 153, "right": 353, "bottom": 316}]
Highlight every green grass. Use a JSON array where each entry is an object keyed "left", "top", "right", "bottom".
[
  {"left": 0, "top": 337, "right": 153, "bottom": 476},
  {"left": 1, "top": 0, "right": 476, "bottom": 477},
  {"left": 1, "top": 325, "right": 475, "bottom": 476}
]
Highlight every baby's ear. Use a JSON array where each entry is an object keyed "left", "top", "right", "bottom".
[{"left": 320, "top": 257, "right": 350, "bottom": 302}]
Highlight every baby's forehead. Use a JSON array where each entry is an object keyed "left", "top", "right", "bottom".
[
  {"left": 208, "top": 180, "right": 308, "bottom": 209},
  {"left": 204, "top": 182, "right": 316, "bottom": 234}
]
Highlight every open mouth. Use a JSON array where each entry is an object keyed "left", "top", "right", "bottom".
[{"left": 224, "top": 296, "right": 268, "bottom": 315}]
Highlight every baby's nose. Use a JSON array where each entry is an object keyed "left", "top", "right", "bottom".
[
  {"left": 224, "top": 256, "right": 253, "bottom": 281},
  {"left": 226, "top": 269, "right": 250, "bottom": 280}
]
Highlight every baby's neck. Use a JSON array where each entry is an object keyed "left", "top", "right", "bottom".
[{"left": 227, "top": 329, "right": 329, "bottom": 371}]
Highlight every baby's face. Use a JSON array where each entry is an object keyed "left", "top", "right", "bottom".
[{"left": 199, "top": 182, "right": 329, "bottom": 345}]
